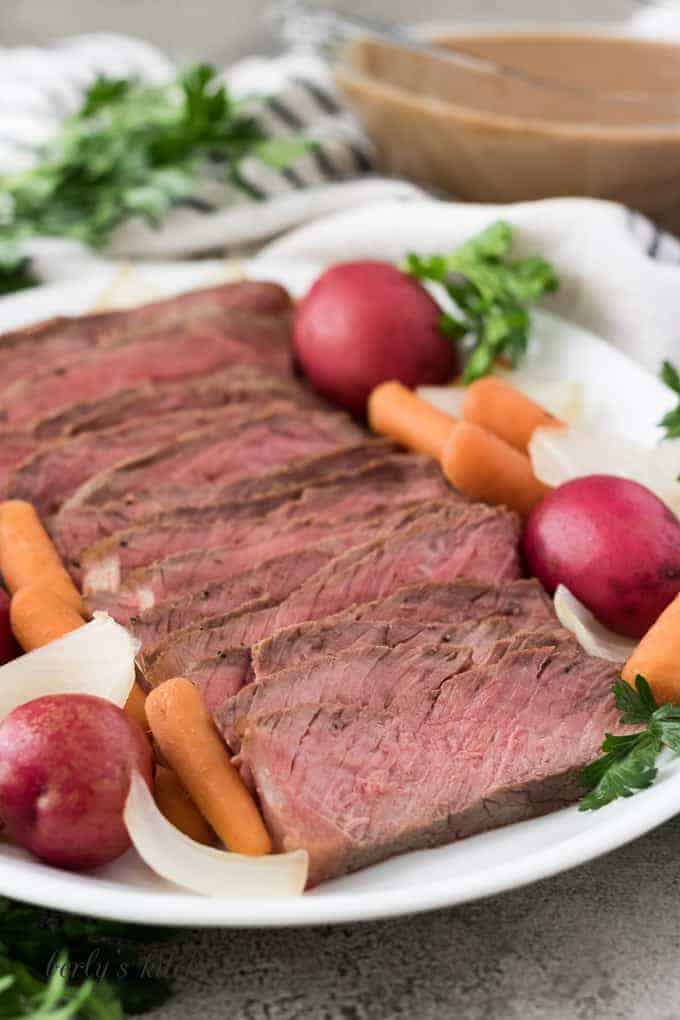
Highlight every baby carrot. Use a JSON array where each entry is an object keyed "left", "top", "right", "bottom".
[
  {"left": 368, "top": 381, "right": 456, "bottom": 460},
  {"left": 0, "top": 500, "right": 83, "bottom": 613},
  {"left": 623, "top": 594, "right": 680, "bottom": 705},
  {"left": 146, "top": 677, "right": 272, "bottom": 856},
  {"left": 462, "top": 377, "right": 562, "bottom": 452},
  {"left": 125, "top": 682, "right": 149, "bottom": 731},
  {"left": 442, "top": 421, "right": 551, "bottom": 517},
  {"left": 10, "top": 584, "right": 84, "bottom": 652},
  {"left": 154, "top": 765, "right": 216, "bottom": 846}
]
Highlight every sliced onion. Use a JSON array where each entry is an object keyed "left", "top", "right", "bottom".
[
  {"left": 124, "top": 771, "right": 308, "bottom": 897},
  {"left": 554, "top": 585, "right": 636, "bottom": 662},
  {"left": 0, "top": 612, "right": 137, "bottom": 720},
  {"left": 418, "top": 375, "right": 583, "bottom": 426},
  {"left": 530, "top": 426, "right": 680, "bottom": 515}
]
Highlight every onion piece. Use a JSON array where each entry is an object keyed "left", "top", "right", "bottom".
[
  {"left": 0, "top": 612, "right": 137, "bottom": 721},
  {"left": 124, "top": 771, "right": 308, "bottom": 897},
  {"left": 554, "top": 585, "right": 636, "bottom": 662},
  {"left": 530, "top": 426, "right": 680, "bottom": 515}
]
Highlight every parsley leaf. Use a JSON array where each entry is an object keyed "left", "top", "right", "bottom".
[
  {"left": 405, "top": 220, "right": 559, "bottom": 383},
  {"left": 0, "top": 63, "right": 309, "bottom": 296},
  {"left": 580, "top": 676, "right": 680, "bottom": 811},
  {"left": 659, "top": 360, "right": 680, "bottom": 441}
]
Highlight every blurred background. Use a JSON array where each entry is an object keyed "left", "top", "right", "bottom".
[{"left": 0, "top": 0, "right": 635, "bottom": 61}]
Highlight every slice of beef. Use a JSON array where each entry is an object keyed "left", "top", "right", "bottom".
[
  {"left": 142, "top": 502, "right": 521, "bottom": 691},
  {"left": 218, "top": 622, "right": 570, "bottom": 751},
  {"left": 238, "top": 639, "right": 623, "bottom": 885},
  {"left": 78, "top": 457, "right": 458, "bottom": 594},
  {"left": 54, "top": 439, "right": 395, "bottom": 558},
  {"left": 252, "top": 578, "right": 553, "bottom": 677},
  {"left": 0, "top": 313, "right": 293, "bottom": 427},
  {"left": 31, "top": 365, "right": 322, "bottom": 439},
  {"left": 0, "top": 432, "right": 41, "bottom": 497},
  {"left": 105, "top": 499, "right": 446, "bottom": 628},
  {"left": 0, "top": 280, "right": 290, "bottom": 388},
  {"left": 8, "top": 400, "right": 298, "bottom": 519},
  {"left": 127, "top": 536, "right": 379, "bottom": 648}
]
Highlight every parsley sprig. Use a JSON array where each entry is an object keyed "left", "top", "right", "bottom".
[
  {"left": 659, "top": 360, "right": 680, "bottom": 441},
  {"left": 0, "top": 897, "right": 176, "bottom": 1018},
  {"left": 579, "top": 675, "right": 680, "bottom": 811},
  {"left": 405, "top": 221, "right": 559, "bottom": 383},
  {"left": 0, "top": 63, "right": 308, "bottom": 293}
]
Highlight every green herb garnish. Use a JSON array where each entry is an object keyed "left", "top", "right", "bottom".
[
  {"left": 658, "top": 360, "right": 680, "bottom": 441},
  {"left": 0, "top": 63, "right": 309, "bottom": 295},
  {"left": 0, "top": 897, "right": 176, "bottom": 1018},
  {"left": 405, "top": 220, "right": 559, "bottom": 383},
  {"left": 579, "top": 675, "right": 680, "bottom": 811}
]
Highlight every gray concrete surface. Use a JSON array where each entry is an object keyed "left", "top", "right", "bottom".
[
  {"left": 4, "top": 3, "right": 673, "bottom": 1018},
  {"left": 145, "top": 814, "right": 680, "bottom": 1020}
]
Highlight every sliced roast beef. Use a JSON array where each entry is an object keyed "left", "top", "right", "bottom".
[
  {"left": 54, "top": 439, "right": 395, "bottom": 558},
  {"left": 252, "top": 578, "right": 553, "bottom": 677},
  {"left": 103, "top": 499, "right": 448, "bottom": 628},
  {"left": 0, "top": 313, "right": 293, "bottom": 427},
  {"left": 219, "top": 623, "right": 571, "bottom": 751},
  {"left": 0, "top": 280, "right": 290, "bottom": 388},
  {"left": 237, "top": 638, "right": 623, "bottom": 885},
  {"left": 8, "top": 400, "right": 297, "bottom": 519},
  {"left": 0, "top": 432, "right": 41, "bottom": 496},
  {"left": 32, "top": 365, "right": 321, "bottom": 439},
  {"left": 142, "top": 502, "right": 521, "bottom": 690},
  {"left": 79, "top": 457, "right": 458, "bottom": 594}
]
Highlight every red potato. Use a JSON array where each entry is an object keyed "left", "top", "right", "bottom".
[
  {"left": 0, "top": 590, "right": 21, "bottom": 666},
  {"left": 0, "top": 694, "right": 153, "bottom": 870},
  {"left": 294, "top": 261, "right": 459, "bottom": 414},
  {"left": 523, "top": 475, "right": 680, "bottom": 639}
]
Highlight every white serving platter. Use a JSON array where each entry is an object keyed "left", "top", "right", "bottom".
[{"left": 0, "top": 202, "right": 678, "bottom": 927}]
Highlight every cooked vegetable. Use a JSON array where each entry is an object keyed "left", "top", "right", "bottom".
[
  {"left": 154, "top": 765, "right": 216, "bottom": 846},
  {"left": 419, "top": 374, "right": 584, "bottom": 425},
  {"left": 145, "top": 677, "right": 272, "bottom": 856},
  {"left": 125, "top": 681, "right": 149, "bottom": 731},
  {"left": 623, "top": 593, "right": 680, "bottom": 705},
  {"left": 405, "top": 220, "right": 559, "bottom": 383},
  {"left": 529, "top": 426, "right": 680, "bottom": 515},
  {"left": 1, "top": 64, "right": 309, "bottom": 295},
  {"left": 294, "top": 261, "right": 458, "bottom": 414},
  {"left": 580, "top": 675, "right": 680, "bottom": 811},
  {"left": 0, "top": 500, "right": 83, "bottom": 613},
  {"left": 554, "top": 585, "right": 636, "bottom": 662},
  {"left": 462, "top": 376, "right": 562, "bottom": 452},
  {"left": 0, "top": 589, "right": 21, "bottom": 667},
  {"left": 442, "top": 422, "right": 550, "bottom": 516},
  {"left": 124, "top": 771, "right": 308, "bottom": 897},
  {"left": 0, "top": 613, "right": 137, "bottom": 720},
  {"left": 10, "top": 584, "right": 84, "bottom": 652},
  {"left": 0, "top": 693, "right": 153, "bottom": 869},
  {"left": 523, "top": 475, "right": 680, "bottom": 638},
  {"left": 368, "top": 380, "right": 456, "bottom": 458},
  {"left": 659, "top": 360, "right": 680, "bottom": 440}
]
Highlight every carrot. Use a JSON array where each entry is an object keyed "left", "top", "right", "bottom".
[
  {"left": 125, "top": 682, "right": 149, "bottom": 731},
  {"left": 10, "top": 584, "right": 84, "bottom": 652},
  {"left": 0, "top": 500, "right": 83, "bottom": 613},
  {"left": 154, "top": 765, "right": 216, "bottom": 846},
  {"left": 442, "top": 421, "right": 551, "bottom": 517},
  {"left": 368, "top": 381, "right": 456, "bottom": 460},
  {"left": 623, "top": 594, "right": 680, "bottom": 705},
  {"left": 145, "top": 677, "right": 272, "bottom": 856},
  {"left": 462, "top": 377, "right": 563, "bottom": 452}
]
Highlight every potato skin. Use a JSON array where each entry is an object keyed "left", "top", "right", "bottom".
[
  {"left": 522, "top": 474, "right": 680, "bottom": 639},
  {"left": 293, "top": 261, "right": 459, "bottom": 415},
  {"left": 0, "top": 693, "right": 153, "bottom": 870}
]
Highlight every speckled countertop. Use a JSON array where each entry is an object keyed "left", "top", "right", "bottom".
[{"left": 143, "top": 814, "right": 680, "bottom": 1020}]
